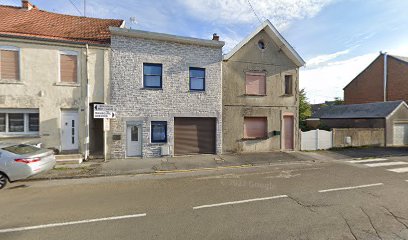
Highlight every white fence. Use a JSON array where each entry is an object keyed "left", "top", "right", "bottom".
[{"left": 301, "top": 129, "right": 333, "bottom": 151}]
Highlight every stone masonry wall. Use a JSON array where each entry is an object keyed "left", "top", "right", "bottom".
[{"left": 110, "top": 35, "right": 223, "bottom": 158}]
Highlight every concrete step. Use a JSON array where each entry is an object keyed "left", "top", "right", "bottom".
[{"left": 55, "top": 154, "right": 83, "bottom": 164}]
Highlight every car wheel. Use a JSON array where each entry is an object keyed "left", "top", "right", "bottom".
[{"left": 0, "top": 173, "right": 8, "bottom": 189}]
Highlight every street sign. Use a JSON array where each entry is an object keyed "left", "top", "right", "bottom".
[
  {"left": 94, "top": 110, "right": 116, "bottom": 119},
  {"left": 94, "top": 104, "right": 115, "bottom": 111},
  {"left": 94, "top": 104, "right": 116, "bottom": 119}
]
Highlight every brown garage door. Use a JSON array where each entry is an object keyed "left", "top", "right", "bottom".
[{"left": 174, "top": 117, "right": 216, "bottom": 155}]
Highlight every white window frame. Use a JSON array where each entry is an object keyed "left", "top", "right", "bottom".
[
  {"left": 0, "top": 45, "right": 22, "bottom": 81},
  {"left": 58, "top": 50, "right": 80, "bottom": 84},
  {"left": 0, "top": 109, "right": 39, "bottom": 137}
]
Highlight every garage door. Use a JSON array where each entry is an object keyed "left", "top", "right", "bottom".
[
  {"left": 174, "top": 117, "right": 216, "bottom": 155},
  {"left": 393, "top": 123, "right": 408, "bottom": 146}
]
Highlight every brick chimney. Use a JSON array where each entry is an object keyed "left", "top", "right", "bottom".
[
  {"left": 22, "top": 0, "right": 35, "bottom": 10},
  {"left": 212, "top": 33, "right": 220, "bottom": 41}
]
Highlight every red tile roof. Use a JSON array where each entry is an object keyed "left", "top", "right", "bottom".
[{"left": 0, "top": 5, "right": 124, "bottom": 45}]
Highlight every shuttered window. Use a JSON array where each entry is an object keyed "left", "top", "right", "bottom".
[
  {"left": 0, "top": 49, "right": 19, "bottom": 80},
  {"left": 244, "top": 117, "right": 267, "bottom": 139},
  {"left": 285, "top": 75, "right": 293, "bottom": 95},
  {"left": 60, "top": 53, "right": 78, "bottom": 83},
  {"left": 245, "top": 72, "right": 266, "bottom": 95}
]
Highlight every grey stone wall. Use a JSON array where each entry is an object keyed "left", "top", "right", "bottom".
[{"left": 110, "top": 35, "right": 223, "bottom": 158}]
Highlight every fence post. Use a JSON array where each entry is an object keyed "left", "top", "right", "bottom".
[{"left": 316, "top": 129, "right": 319, "bottom": 150}]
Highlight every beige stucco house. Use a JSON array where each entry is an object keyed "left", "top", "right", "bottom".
[
  {"left": 222, "top": 20, "right": 305, "bottom": 153},
  {"left": 0, "top": 1, "right": 123, "bottom": 159}
]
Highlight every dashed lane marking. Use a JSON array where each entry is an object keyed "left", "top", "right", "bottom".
[
  {"left": 387, "top": 167, "right": 408, "bottom": 173},
  {"left": 193, "top": 195, "right": 288, "bottom": 210},
  {"left": 318, "top": 183, "right": 384, "bottom": 193},
  {"left": 0, "top": 213, "right": 147, "bottom": 233}
]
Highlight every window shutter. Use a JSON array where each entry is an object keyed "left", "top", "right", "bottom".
[
  {"left": 245, "top": 72, "right": 265, "bottom": 95},
  {"left": 60, "top": 54, "right": 77, "bottom": 82},
  {"left": 244, "top": 117, "right": 267, "bottom": 139},
  {"left": 1, "top": 50, "right": 19, "bottom": 80}
]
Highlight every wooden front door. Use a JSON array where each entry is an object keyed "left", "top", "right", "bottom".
[{"left": 283, "top": 115, "right": 294, "bottom": 150}]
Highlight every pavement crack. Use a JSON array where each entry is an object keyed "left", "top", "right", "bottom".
[
  {"left": 287, "top": 196, "right": 319, "bottom": 213},
  {"left": 341, "top": 214, "right": 358, "bottom": 240},
  {"left": 382, "top": 206, "right": 408, "bottom": 230},
  {"left": 360, "top": 207, "right": 382, "bottom": 240}
]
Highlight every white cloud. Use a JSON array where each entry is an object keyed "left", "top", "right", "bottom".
[
  {"left": 177, "top": 0, "right": 335, "bottom": 30},
  {"left": 300, "top": 53, "right": 378, "bottom": 104},
  {"left": 306, "top": 48, "right": 351, "bottom": 67}
]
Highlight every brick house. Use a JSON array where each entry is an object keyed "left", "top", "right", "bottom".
[
  {"left": 344, "top": 53, "right": 408, "bottom": 104},
  {"left": 0, "top": 1, "right": 123, "bottom": 159},
  {"left": 109, "top": 28, "right": 224, "bottom": 158},
  {"left": 222, "top": 20, "right": 305, "bottom": 152}
]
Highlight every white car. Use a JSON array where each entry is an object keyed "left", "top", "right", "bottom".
[{"left": 0, "top": 143, "right": 56, "bottom": 189}]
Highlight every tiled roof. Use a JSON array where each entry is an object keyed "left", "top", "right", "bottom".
[
  {"left": 312, "top": 101, "right": 405, "bottom": 119},
  {"left": 0, "top": 5, "right": 124, "bottom": 45}
]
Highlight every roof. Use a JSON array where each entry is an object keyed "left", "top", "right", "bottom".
[
  {"left": 223, "top": 20, "right": 305, "bottom": 67},
  {"left": 0, "top": 4, "right": 124, "bottom": 45},
  {"left": 312, "top": 101, "right": 406, "bottom": 119},
  {"left": 110, "top": 27, "right": 225, "bottom": 48},
  {"left": 389, "top": 54, "right": 408, "bottom": 64}
]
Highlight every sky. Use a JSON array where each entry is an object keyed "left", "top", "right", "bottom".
[{"left": 3, "top": 0, "right": 408, "bottom": 104}]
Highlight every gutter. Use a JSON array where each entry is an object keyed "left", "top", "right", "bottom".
[{"left": 84, "top": 44, "right": 90, "bottom": 160}]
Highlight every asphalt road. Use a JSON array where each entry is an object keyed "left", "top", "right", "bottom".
[{"left": 1, "top": 156, "right": 408, "bottom": 239}]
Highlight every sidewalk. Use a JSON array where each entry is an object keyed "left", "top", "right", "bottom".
[{"left": 28, "top": 151, "right": 318, "bottom": 181}]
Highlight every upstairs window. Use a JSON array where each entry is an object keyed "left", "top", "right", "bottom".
[
  {"left": 60, "top": 51, "right": 78, "bottom": 83},
  {"left": 0, "top": 46, "right": 20, "bottom": 81},
  {"left": 189, "top": 67, "right": 205, "bottom": 91},
  {"left": 285, "top": 75, "right": 293, "bottom": 95},
  {"left": 151, "top": 121, "right": 167, "bottom": 143},
  {"left": 245, "top": 72, "right": 266, "bottom": 95},
  {"left": 143, "top": 63, "right": 162, "bottom": 88},
  {"left": 244, "top": 117, "right": 267, "bottom": 139}
]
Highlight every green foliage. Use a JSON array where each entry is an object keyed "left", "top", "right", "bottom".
[
  {"left": 333, "top": 97, "right": 344, "bottom": 105},
  {"left": 299, "top": 89, "right": 312, "bottom": 131}
]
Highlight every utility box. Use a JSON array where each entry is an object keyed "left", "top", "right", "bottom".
[
  {"left": 161, "top": 145, "right": 170, "bottom": 156},
  {"left": 345, "top": 136, "right": 352, "bottom": 145},
  {"left": 273, "top": 130, "right": 281, "bottom": 136}
]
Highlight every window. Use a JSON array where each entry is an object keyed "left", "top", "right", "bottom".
[
  {"left": 258, "top": 40, "right": 265, "bottom": 50},
  {"left": 143, "top": 63, "right": 162, "bottom": 88},
  {"left": 245, "top": 72, "right": 266, "bottom": 95},
  {"left": 130, "top": 126, "right": 138, "bottom": 141},
  {"left": 60, "top": 51, "right": 78, "bottom": 83},
  {"left": 0, "top": 110, "right": 39, "bottom": 135},
  {"left": 244, "top": 117, "right": 267, "bottom": 139},
  {"left": 0, "top": 47, "right": 20, "bottom": 80},
  {"left": 189, "top": 67, "right": 205, "bottom": 91},
  {"left": 285, "top": 75, "right": 293, "bottom": 95},
  {"left": 151, "top": 121, "right": 167, "bottom": 143}
]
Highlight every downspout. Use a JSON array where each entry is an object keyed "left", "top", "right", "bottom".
[
  {"left": 383, "top": 52, "right": 388, "bottom": 102},
  {"left": 85, "top": 44, "right": 90, "bottom": 160}
]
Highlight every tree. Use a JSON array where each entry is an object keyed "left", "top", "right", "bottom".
[
  {"left": 299, "top": 89, "right": 312, "bottom": 131},
  {"left": 333, "top": 97, "right": 344, "bottom": 105}
]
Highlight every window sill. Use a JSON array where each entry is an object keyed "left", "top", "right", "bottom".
[
  {"left": 282, "top": 94, "right": 294, "bottom": 97},
  {"left": 141, "top": 87, "right": 163, "bottom": 91},
  {"left": 241, "top": 137, "right": 268, "bottom": 141},
  {"left": 189, "top": 90, "right": 206, "bottom": 93},
  {"left": 0, "top": 134, "right": 40, "bottom": 138},
  {"left": 55, "top": 82, "right": 80, "bottom": 87},
  {"left": 0, "top": 80, "right": 23, "bottom": 85},
  {"left": 150, "top": 142, "right": 167, "bottom": 145},
  {"left": 244, "top": 94, "right": 267, "bottom": 97}
]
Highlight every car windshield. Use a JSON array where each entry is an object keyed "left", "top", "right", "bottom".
[{"left": 2, "top": 144, "right": 40, "bottom": 155}]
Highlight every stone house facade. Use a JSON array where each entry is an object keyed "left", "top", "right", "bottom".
[
  {"left": 109, "top": 28, "right": 224, "bottom": 158},
  {"left": 344, "top": 53, "right": 408, "bottom": 104},
  {"left": 222, "top": 20, "right": 305, "bottom": 152}
]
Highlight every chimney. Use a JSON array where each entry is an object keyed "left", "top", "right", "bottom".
[
  {"left": 22, "top": 0, "right": 34, "bottom": 10},
  {"left": 212, "top": 33, "right": 220, "bottom": 41}
]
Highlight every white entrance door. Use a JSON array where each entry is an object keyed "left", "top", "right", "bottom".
[
  {"left": 393, "top": 123, "right": 408, "bottom": 146},
  {"left": 61, "top": 111, "right": 79, "bottom": 151},
  {"left": 127, "top": 125, "right": 141, "bottom": 157}
]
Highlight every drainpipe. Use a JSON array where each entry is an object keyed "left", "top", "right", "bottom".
[
  {"left": 383, "top": 52, "right": 388, "bottom": 102},
  {"left": 85, "top": 44, "right": 90, "bottom": 160}
]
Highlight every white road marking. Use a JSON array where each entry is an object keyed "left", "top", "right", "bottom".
[
  {"left": 318, "top": 183, "right": 384, "bottom": 193},
  {"left": 347, "top": 158, "right": 388, "bottom": 163},
  {"left": 387, "top": 167, "right": 408, "bottom": 173},
  {"left": 0, "top": 213, "right": 147, "bottom": 233},
  {"left": 193, "top": 195, "right": 288, "bottom": 210},
  {"left": 365, "top": 162, "right": 408, "bottom": 167}
]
